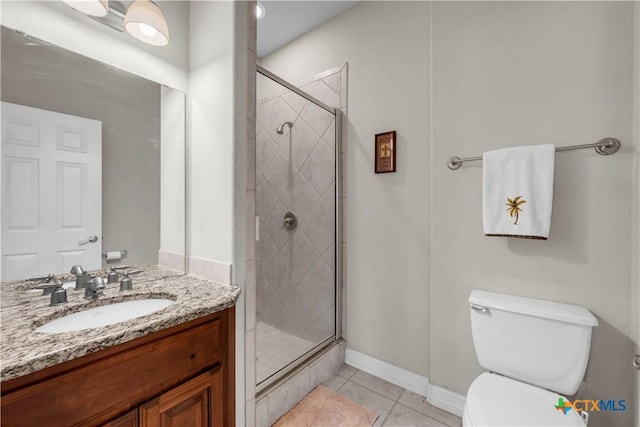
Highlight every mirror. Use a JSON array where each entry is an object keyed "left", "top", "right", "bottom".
[{"left": 0, "top": 26, "right": 186, "bottom": 282}]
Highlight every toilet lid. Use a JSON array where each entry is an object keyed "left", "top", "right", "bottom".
[{"left": 465, "top": 373, "right": 586, "bottom": 427}]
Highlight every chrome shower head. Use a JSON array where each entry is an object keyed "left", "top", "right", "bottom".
[{"left": 276, "top": 121, "right": 293, "bottom": 135}]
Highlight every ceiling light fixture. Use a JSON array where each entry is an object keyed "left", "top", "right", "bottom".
[
  {"left": 124, "top": 0, "right": 169, "bottom": 46},
  {"left": 62, "top": 0, "right": 109, "bottom": 17},
  {"left": 256, "top": 2, "right": 266, "bottom": 20}
]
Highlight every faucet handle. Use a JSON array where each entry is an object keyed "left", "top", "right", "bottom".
[
  {"left": 69, "top": 265, "right": 86, "bottom": 276},
  {"left": 28, "top": 274, "right": 56, "bottom": 283},
  {"left": 123, "top": 270, "right": 142, "bottom": 277},
  {"left": 50, "top": 286, "right": 68, "bottom": 306},
  {"left": 31, "top": 277, "right": 62, "bottom": 295},
  {"left": 120, "top": 270, "right": 142, "bottom": 292},
  {"left": 38, "top": 281, "right": 63, "bottom": 296}
]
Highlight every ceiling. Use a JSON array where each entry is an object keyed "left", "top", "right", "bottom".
[{"left": 257, "top": 1, "right": 357, "bottom": 58}]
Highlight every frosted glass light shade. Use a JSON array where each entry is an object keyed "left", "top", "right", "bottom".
[
  {"left": 124, "top": 0, "right": 169, "bottom": 46},
  {"left": 62, "top": 0, "right": 108, "bottom": 17}
]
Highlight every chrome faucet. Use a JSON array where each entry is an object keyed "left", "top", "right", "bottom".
[
  {"left": 69, "top": 265, "right": 93, "bottom": 290},
  {"left": 85, "top": 276, "right": 106, "bottom": 299},
  {"left": 69, "top": 265, "right": 86, "bottom": 276}
]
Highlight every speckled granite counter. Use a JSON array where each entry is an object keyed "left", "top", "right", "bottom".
[{"left": 1, "top": 265, "right": 240, "bottom": 382}]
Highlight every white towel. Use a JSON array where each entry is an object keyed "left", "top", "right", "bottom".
[{"left": 483, "top": 144, "right": 555, "bottom": 240}]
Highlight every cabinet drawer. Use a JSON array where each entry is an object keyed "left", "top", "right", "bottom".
[{"left": 1, "top": 317, "right": 222, "bottom": 427}]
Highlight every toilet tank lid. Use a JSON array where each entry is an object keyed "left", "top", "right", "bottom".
[{"left": 469, "top": 290, "right": 598, "bottom": 327}]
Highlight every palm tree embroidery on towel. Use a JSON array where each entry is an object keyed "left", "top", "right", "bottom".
[{"left": 506, "top": 196, "right": 527, "bottom": 225}]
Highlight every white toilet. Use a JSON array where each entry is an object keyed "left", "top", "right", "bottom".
[{"left": 463, "top": 290, "right": 599, "bottom": 427}]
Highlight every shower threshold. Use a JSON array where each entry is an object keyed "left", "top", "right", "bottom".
[{"left": 255, "top": 323, "right": 338, "bottom": 394}]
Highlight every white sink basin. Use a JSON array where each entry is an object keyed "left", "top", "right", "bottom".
[{"left": 35, "top": 299, "right": 175, "bottom": 334}]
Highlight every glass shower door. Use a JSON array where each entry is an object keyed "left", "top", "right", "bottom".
[{"left": 255, "top": 69, "right": 338, "bottom": 388}]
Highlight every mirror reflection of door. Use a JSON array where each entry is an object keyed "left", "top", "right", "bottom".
[{"left": 1, "top": 102, "right": 102, "bottom": 281}]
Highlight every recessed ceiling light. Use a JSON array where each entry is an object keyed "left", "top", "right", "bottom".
[{"left": 256, "top": 2, "right": 266, "bottom": 20}]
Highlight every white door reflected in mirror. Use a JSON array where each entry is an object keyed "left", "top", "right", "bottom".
[{"left": 1, "top": 102, "right": 102, "bottom": 281}]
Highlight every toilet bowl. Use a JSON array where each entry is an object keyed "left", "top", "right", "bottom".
[{"left": 464, "top": 290, "right": 598, "bottom": 427}]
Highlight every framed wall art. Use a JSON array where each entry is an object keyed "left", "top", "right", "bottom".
[{"left": 375, "top": 130, "right": 396, "bottom": 173}]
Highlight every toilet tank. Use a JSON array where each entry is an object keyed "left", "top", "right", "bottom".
[{"left": 469, "top": 290, "right": 598, "bottom": 396}]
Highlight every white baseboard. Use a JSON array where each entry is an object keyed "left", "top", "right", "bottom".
[
  {"left": 345, "top": 348, "right": 430, "bottom": 396},
  {"left": 345, "top": 348, "right": 466, "bottom": 417},
  {"left": 429, "top": 383, "right": 467, "bottom": 417}
]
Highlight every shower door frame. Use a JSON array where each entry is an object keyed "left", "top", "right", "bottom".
[{"left": 255, "top": 65, "right": 343, "bottom": 392}]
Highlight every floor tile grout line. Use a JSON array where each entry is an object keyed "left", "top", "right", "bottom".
[
  {"left": 332, "top": 370, "right": 460, "bottom": 427},
  {"left": 378, "top": 387, "right": 405, "bottom": 427},
  {"left": 394, "top": 401, "right": 454, "bottom": 427},
  {"left": 378, "top": 402, "right": 394, "bottom": 427},
  {"left": 335, "top": 367, "right": 357, "bottom": 381},
  {"left": 335, "top": 379, "right": 393, "bottom": 427},
  {"left": 348, "top": 373, "right": 404, "bottom": 402},
  {"left": 335, "top": 369, "right": 405, "bottom": 427}
]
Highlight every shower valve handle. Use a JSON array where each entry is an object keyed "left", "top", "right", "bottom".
[{"left": 282, "top": 212, "right": 298, "bottom": 231}]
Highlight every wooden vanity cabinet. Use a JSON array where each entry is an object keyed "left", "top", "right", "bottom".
[{"left": 1, "top": 307, "right": 235, "bottom": 427}]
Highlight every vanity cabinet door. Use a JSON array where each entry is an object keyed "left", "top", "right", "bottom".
[
  {"left": 103, "top": 409, "right": 139, "bottom": 427},
  {"left": 139, "top": 367, "right": 223, "bottom": 427}
]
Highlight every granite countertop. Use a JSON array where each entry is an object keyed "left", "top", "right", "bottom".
[{"left": 1, "top": 265, "right": 240, "bottom": 382}]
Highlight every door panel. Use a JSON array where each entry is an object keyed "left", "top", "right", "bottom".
[
  {"left": 1, "top": 102, "right": 102, "bottom": 281},
  {"left": 3, "top": 156, "right": 38, "bottom": 230},
  {"left": 3, "top": 253, "right": 39, "bottom": 281},
  {"left": 3, "top": 117, "right": 39, "bottom": 147},
  {"left": 57, "top": 161, "right": 86, "bottom": 229}
]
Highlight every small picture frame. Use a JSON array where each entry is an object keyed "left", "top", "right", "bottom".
[{"left": 374, "top": 131, "right": 396, "bottom": 173}]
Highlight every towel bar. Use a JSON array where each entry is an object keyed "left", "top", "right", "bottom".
[{"left": 447, "top": 137, "right": 621, "bottom": 170}]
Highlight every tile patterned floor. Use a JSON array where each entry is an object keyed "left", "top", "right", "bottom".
[
  {"left": 256, "top": 321, "right": 316, "bottom": 384},
  {"left": 320, "top": 365, "right": 462, "bottom": 427}
]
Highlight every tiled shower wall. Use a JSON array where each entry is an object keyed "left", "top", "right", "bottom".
[{"left": 256, "top": 66, "right": 346, "bottom": 343}]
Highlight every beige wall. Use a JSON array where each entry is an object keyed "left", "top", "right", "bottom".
[
  {"left": 188, "top": 4, "right": 249, "bottom": 423},
  {"left": 161, "top": 86, "right": 186, "bottom": 262},
  {"left": 260, "top": 1, "right": 432, "bottom": 377},
  {"left": 631, "top": 3, "right": 640, "bottom": 425},
  {"left": 262, "top": 2, "right": 637, "bottom": 425},
  {"left": 431, "top": 3, "right": 635, "bottom": 426},
  {"left": 188, "top": 1, "right": 235, "bottom": 264}
]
